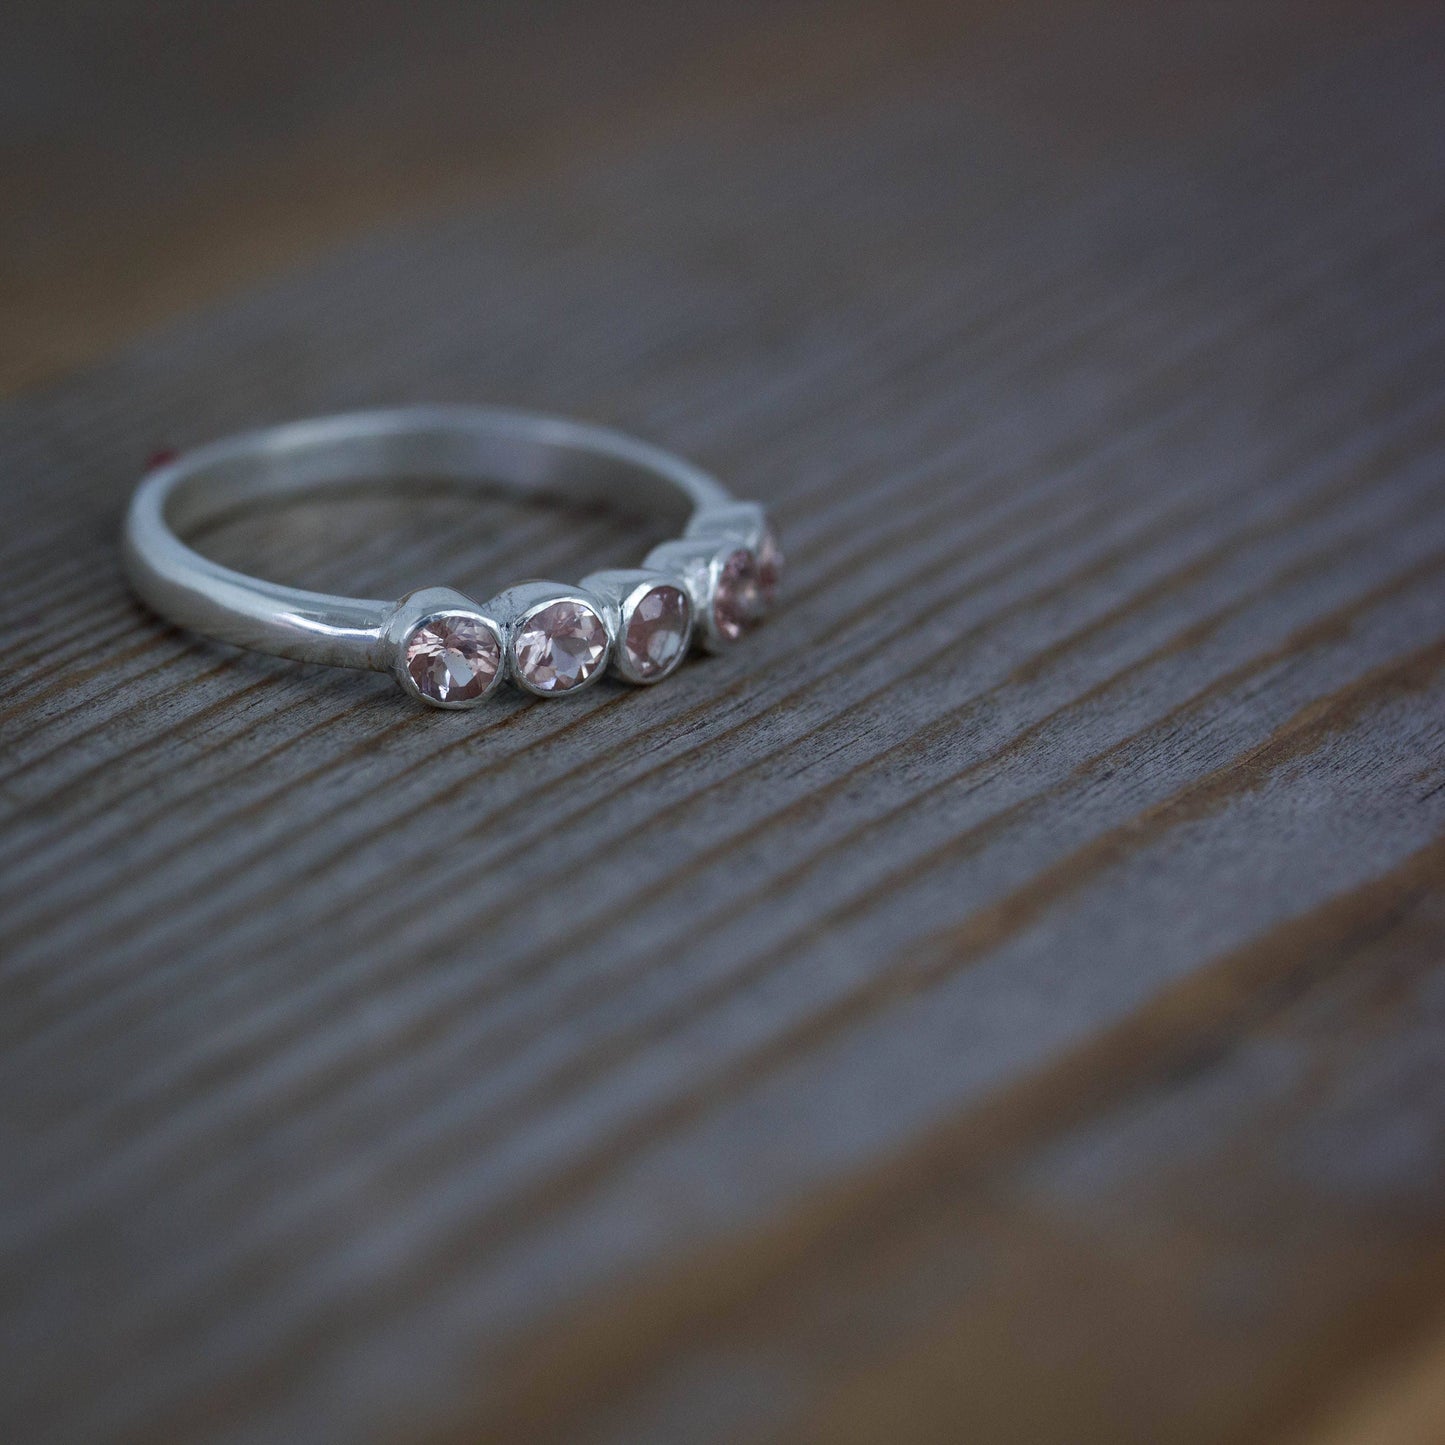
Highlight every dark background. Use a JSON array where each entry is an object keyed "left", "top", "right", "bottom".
[{"left": 3, "top": 3, "right": 1445, "bottom": 1443}]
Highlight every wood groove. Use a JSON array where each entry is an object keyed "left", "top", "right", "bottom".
[
  {"left": 11, "top": 535, "right": 1439, "bottom": 1282},
  {"left": 0, "top": 405, "right": 1160, "bottom": 958},
  {"left": 4, "top": 391, "right": 1393, "bottom": 1016},
  {"left": 465, "top": 835, "right": 1445, "bottom": 1445},
  {"left": 294, "top": 584, "right": 1445, "bottom": 1216},
  {"left": 5, "top": 251, "right": 1439, "bottom": 1184},
  {"left": 3, "top": 7, "right": 1443, "bottom": 1441},
  {"left": 74, "top": 646, "right": 1445, "bottom": 1439},
  {"left": 278, "top": 485, "right": 1445, "bottom": 1103},
  {"left": 25, "top": 265, "right": 1445, "bottom": 976},
  {"left": 177, "top": 404, "right": 1445, "bottom": 994}
]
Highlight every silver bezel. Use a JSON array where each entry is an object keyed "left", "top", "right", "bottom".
[
  {"left": 581, "top": 568, "right": 695, "bottom": 685},
  {"left": 645, "top": 536, "right": 757, "bottom": 653},
  {"left": 685, "top": 500, "right": 769, "bottom": 550},
  {"left": 490, "top": 579, "right": 613, "bottom": 699},
  {"left": 383, "top": 587, "right": 505, "bottom": 710}
]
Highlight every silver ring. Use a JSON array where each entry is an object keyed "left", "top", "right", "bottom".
[{"left": 123, "top": 404, "right": 782, "bottom": 708}]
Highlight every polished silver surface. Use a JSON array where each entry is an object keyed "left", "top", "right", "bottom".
[
  {"left": 122, "top": 404, "right": 776, "bottom": 706},
  {"left": 581, "top": 568, "right": 696, "bottom": 685}
]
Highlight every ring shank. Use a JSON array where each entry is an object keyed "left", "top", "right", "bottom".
[{"left": 124, "top": 405, "right": 733, "bottom": 671}]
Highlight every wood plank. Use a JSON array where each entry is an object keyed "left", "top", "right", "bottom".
[
  {"left": 470, "top": 839, "right": 1445, "bottom": 1444},
  {"left": 2, "top": 3, "right": 1444, "bottom": 1442},
  {"left": 1295, "top": 1316, "right": 1445, "bottom": 1445},
  {"left": 0, "top": 0, "right": 979, "bottom": 394},
  {"left": 0, "top": 0, "right": 1390, "bottom": 394}
]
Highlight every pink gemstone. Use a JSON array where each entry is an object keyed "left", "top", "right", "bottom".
[
  {"left": 404, "top": 614, "right": 500, "bottom": 703},
  {"left": 756, "top": 528, "right": 784, "bottom": 606},
  {"left": 712, "top": 548, "right": 765, "bottom": 642},
  {"left": 514, "top": 599, "right": 609, "bottom": 693},
  {"left": 622, "top": 584, "right": 690, "bottom": 681}
]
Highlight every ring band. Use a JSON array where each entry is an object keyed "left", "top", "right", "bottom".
[{"left": 123, "top": 405, "right": 782, "bottom": 708}]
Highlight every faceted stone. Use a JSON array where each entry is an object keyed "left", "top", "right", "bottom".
[
  {"left": 514, "top": 599, "right": 609, "bottom": 693},
  {"left": 712, "top": 547, "right": 766, "bottom": 642},
  {"left": 622, "top": 584, "right": 690, "bottom": 681},
  {"left": 756, "top": 528, "right": 784, "bottom": 606},
  {"left": 404, "top": 613, "right": 500, "bottom": 704}
]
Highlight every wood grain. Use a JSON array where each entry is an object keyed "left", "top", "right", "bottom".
[{"left": 2, "top": 3, "right": 1444, "bottom": 1443}]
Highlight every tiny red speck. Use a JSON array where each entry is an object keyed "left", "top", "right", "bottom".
[{"left": 145, "top": 447, "right": 179, "bottom": 471}]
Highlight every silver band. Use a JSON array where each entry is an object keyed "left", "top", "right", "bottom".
[{"left": 123, "top": 405, "right": 781, "bottom": 707}]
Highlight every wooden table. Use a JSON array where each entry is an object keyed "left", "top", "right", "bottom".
[{"left": 3, "top": 3, "right": 1444, "bottom": 1440}]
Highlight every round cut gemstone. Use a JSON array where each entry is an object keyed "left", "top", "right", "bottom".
[
  {"left": 622, "top": 584, "right": 690, "bottom": 681},
  {"left": 404, "top": 613, "right": 501, "bottom": 704},
  {"left": 514, "top": 599, "right": 609, "bottom": 693},
  {"left": 712, "top": 547, "right": 766, "bottom": 642},
  {"left": 756, "top": 528, "right": 783, "bottom": 606}
]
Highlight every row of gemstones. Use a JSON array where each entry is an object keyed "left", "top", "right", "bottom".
[{"left": 400, "top": 530, "right": 781, "bottom": 706}]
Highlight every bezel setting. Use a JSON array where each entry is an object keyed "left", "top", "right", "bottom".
[
  {"left": 384, "top": 587, "right": 506, "bottom": 710},
  {"left": 494, "top": 580, "right": 613, "bottom": 698},
  {"left": 645, "top": 525, "right": 777, "bottom": 652},
  {"left": 582, "top": 569, "right": 695, "bottom": 685},
  {"left": 378, "top": 506, "right": 778, "bottom": 707}
]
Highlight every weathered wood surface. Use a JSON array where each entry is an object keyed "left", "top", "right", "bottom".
[{"left": 3, "top": 3, "right": 1445, "bottom": 1442}]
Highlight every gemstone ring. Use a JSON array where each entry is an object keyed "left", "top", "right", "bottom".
[{"left": 123, "top": 405, "right": 781, "bottom": 708}]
